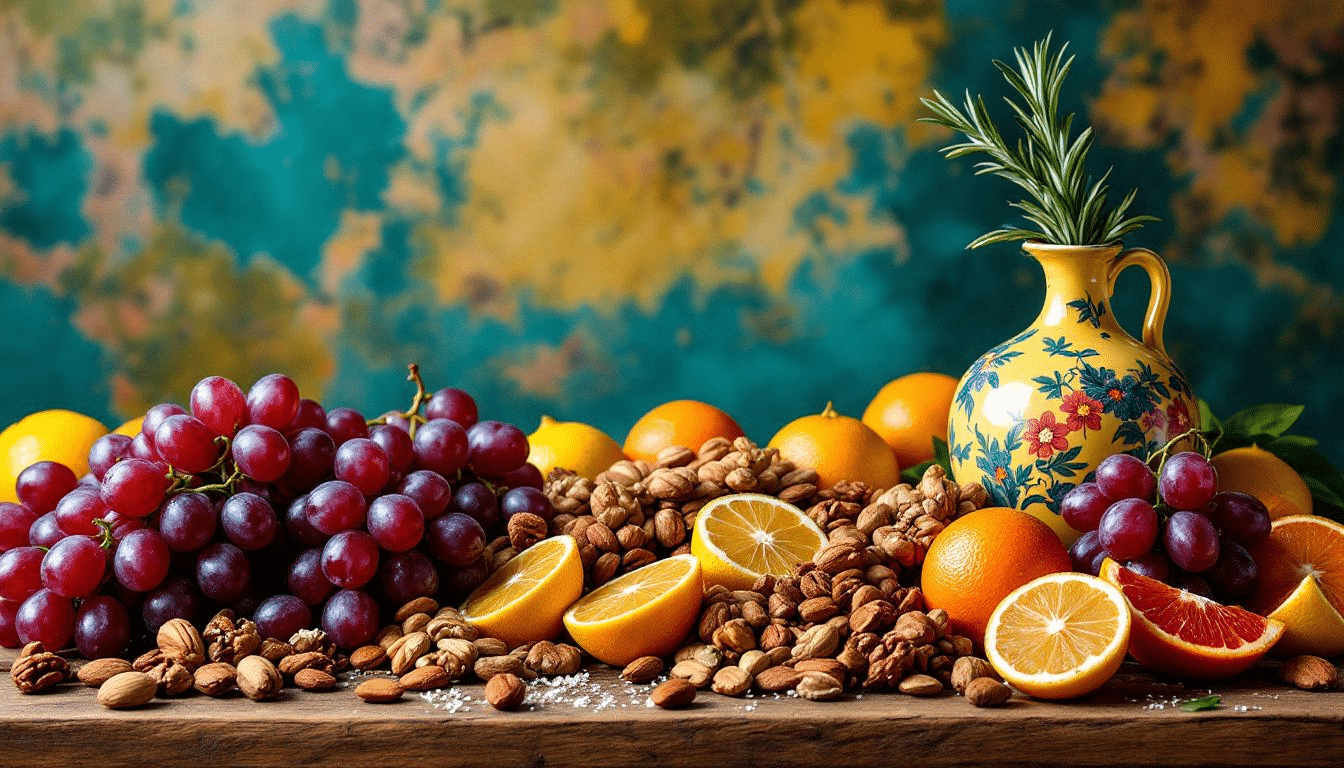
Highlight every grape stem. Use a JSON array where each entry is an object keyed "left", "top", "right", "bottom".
[
  {"left": 188, "top": 464, "right": 244, "bottom": 496},
  {"left": 91, "top": 518, "right": 117, "bottom": 550},
  {"left": 367, "top": 362, "right": 431, "bottom": 436},
  {"left": 1148, "top": 428, "right": 1211, "bottom": 492}
]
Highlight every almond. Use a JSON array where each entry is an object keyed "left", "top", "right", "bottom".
[
  {"left": 350, "top": 645, "right": 388, "bottom": 671},
  {"left": 400, "top": 665, "right": 451, "bottom": 692},
  {"left": 898, "top": 673, "right": 943, "bottom": 696},
  {"left": 395, "top": 596, "right": 439, "bottom": 622},
  {"left": 950, "top": 656, "right": 1001, "bottom": 693},
  {"left": 97, "top": 671, "right": 158, "bottom": 709},
  {"left": 795, "top": 671, "right": 843, "bottom": 701},
  {"left": 354, "top": 678, "right": 405, "bottom": 703},
  {"left": 293, "top": 668, "right": 337, "bottom": 691},
  {"left": 192, "top": 662, "right": 238, "bottom": 697},
  {"left": 236, "top": 656, "right": 283, "bottom": 701},
  {"left": 965, "top": 677, "right": 1013, "bottom": 707},
  {"left": 77, "top": 658, "right": 133, "bottom": 688},
  {"left": 754, "top": 666, "right": 803, "bottom": 692},
  {"left": 650, "top": 678, "right": 696, "bottom": 709},
  {"left": 1279, "top": 655, "right": 1338, "bottom": 691},
  {"left": 620, "top": 656, "right": 664, "bottom": 684}
]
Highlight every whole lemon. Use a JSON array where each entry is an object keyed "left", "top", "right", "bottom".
[
  {"left": 0, "top": 409, "right": 109, "bottom": 503},
  {"left": 767, "top": 402, "right": 901, "bottom": 491},
  {"left": 528, "top": 416, "right": 627, "bottom": 481}
]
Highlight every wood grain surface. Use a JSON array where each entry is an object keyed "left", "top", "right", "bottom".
[{"left": 0, "top": 657, "right": 1340, "bottom": 768}]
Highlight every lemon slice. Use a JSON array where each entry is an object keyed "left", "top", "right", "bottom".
[
  {"left": 690, "top": 493, "right": 826, "bottom": 590},
  {"left": 985, "top": 571, "right": 1131, "bottom": 699},
  {"left": 460, "top": 535, "right": 584, "bottom": 648},
  {"left": 563, "top": 554, "right": 702, "bottom": 666}
]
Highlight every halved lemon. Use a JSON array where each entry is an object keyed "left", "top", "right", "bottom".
[
  {"left": 690, "top": 493, "right": 826, "bottom": 590},
  {"left": 562, "top": 554, "right": 703, "bottom": 666},
  {"left": 984, "top": 571, "right": 1131, "bottom": 700},
  {"left": 460, "top": 535, "right": 584, "bottom": 648}
]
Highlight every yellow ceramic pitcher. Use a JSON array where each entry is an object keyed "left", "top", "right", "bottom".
[{"left": 947, "top": 242, "right": 1199, "bottom": 545}]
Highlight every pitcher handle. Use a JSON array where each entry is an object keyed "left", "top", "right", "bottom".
[{"left": 1107, "top": 247, "right": 1171, "bottom": 357}]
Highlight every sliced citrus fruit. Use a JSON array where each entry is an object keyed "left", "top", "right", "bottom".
[
  {"left": 563, "top": 553, "right": 702, "bottom": 666},
  {"left": 690, "top": 493, "right": 826, "bottom": 591},
  {"left": 1247, "top": 514, "right": 1344, "bottom": 614},
  {"left": 1101, "top": 559, "right": 1284, "bottom": 679},
  {"left": 460, "top": 535, "right": 584, "bottom": 648},
  {"left": 983, "top": 571, "right": 1130, "bottom": 699},
  {"left": 1261, "top": 575, "right": 1344, "bottom": 657}
]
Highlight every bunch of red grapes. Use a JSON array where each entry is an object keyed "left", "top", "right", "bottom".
[
  {"left": 0, "top": 368, "right": 552, "bottom": 658},
  {"left": 1062, "top": 451, "right": 1271, "bottom": 604}
]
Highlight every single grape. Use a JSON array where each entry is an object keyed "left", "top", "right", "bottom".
[
  {"left": 74, "top": 595, "right": 131, "bottom": 659},
  {"left": 253, "top": 594, "right": 311, "bottom": 641},
  {"left": 377, "top": 410, "right": 411, "bottom": 432},
  {"left": 412, "top": 418, "right": 469, "bottom": 476},
  {"left": 448, "top": 482, "right": 501, "bottom": 529},
  {"left": 425, "top": 387, "right": 478, "bottom": 428},
  {"left": 142, "top": 576, "right": 200, "bottom": 633},
  {"left": 40, "top": 535, "right": 107, "bottom": 598},
  {"left": 0, "top": 547, "right": 45, "bottom": 601},
  {"left": 441, "top": 560, "right": 491, "bottom": 602},
  {"left": 378, "top": 551, "right": 439, "bottom": 605},
  {"left": 366, "top": 494, "right": 424, "bottom": 553},
  {"left": 1068, "top": 530, "right": 1105, "bottom": 575},
  {"left": 1158, "top": 452, "right": 1218, "bottom": 510},
  {"left": 15, "top": 588, "right": 75, "bottom": 649},
  {"left": 466, "top": 420, "right": 529, "bottom": 476},
  {"left": 305, "top": 480, "right": 367, "bottom": 534},
  {"left": 54, "top": 488, "right": 106, "bottom": 536},
  {"left": 320, "top": 530, "right": 380, "bottom": 589},
  {"left": 369, "top": 424, "right": 415, "bottom": 474},
  {"left": 288, "top": 398, "right": 329, "bottom": 434},
  {"left": 231, "top": 424, "right": 292, "bottom": 483},
  {"left": 1164, "top": 510, "right": 1221, "bottom": 573},
  {"left": 1124, "top": 550, "right": 1172, "bottom": 582},
  {"left": 1206, "top": 540, "right": 1258, "bottom": 598},
  {"left": 88, "top": 433, "right": 133, "bottom": 481},
  {"left": 28, "top": 513, "right": 64, "bottom": 548},
  {"left": 0, "top": 503, "right": 39, "bottom": 552},
  {"left": 246, "top": 373, "right": 301, "bottom": 430},
  {"left": 158, "top": 492, "right": 217, "bottom": 553},
  {"left": 1170, "top": 570, "right": 1217, "bottom": 601},
  {"left": 112, "top": 528, "right": 171, "bottom": 592},
  {"left": 141, "top": 403, "right": 188, "bottom": 441},
  {"left": 219, "top": 492, "right": 279, "bottom": 550},
  {"left": 0, "top": 599, "right": 19, "bottom": 647},
  {"left": 196, "top": 542, "right": 251, "bottom": 602},
  {"left": 425, "top": 513, "right": 486, "bottom": 567},
  {"left": 287, "top": 548, "right": 335, "bottom": 605},
  {"left": 1206, "top": 491, "right": 1272, "bottom": 548},
  {"left": 500, "top": 486, "right": 553, "bottom": 524},
  {"left": 100, "top": 458, "right": 169, "bottom": 518},
  {"left": 1097, "top": 498, "right": 1159, "bottom": 561},
  {"left": 129, "top": 432, "right": 161, "bottom": 462},
  {"left": 320, "top": 589, "right": 379, "bottom": 649},
  {"left": 15, "top": 461, "right": 78, "bottom": 516},
  {"left": 284, "top": 495, "right": 328, "bottom": 548},
  {"left": 279, "top": 427, "right": 336, "bottom": 493},
  {"left": 396, "top": 470, "right": 453, "bottom": 520},
  {"left": 101, "top": 511, "right": 146, "bottom": 541},
  {"left": 190, "top": 375, "right": 248, "bottom": 437},
  {"left": 1094, "top": 453, "right": 1156, "bottom": 501},
  {"left": 333, "top": 438, "right": 391, "bottom": 497},
  {"left": 154, "top": 414, "right": 221, "bottom": 474},
  {"left": 324, "top": 407, "right": 369, "bottom": 445},
  {"left": 497, "top": 462, "right": 544, "bottom": 491}
]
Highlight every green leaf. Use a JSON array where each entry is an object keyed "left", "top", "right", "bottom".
[
  {"left": 1221, "top": 404, "right": 1304, "bottom": 439},
  {"left": 901, "top": 460, "right": 935, "bottom": 486},
  {"left": 1196, "top": 398, "right": 1220, "bottom": 432},
  {"left": 1303, "top": 476, "right": 1344, "bottom": 517},
  {"left": 1261, "top": 442, "right": 1344, "bottom": 517},
  {"left": 1180, "top": 695, "right": 1221, "bottom": 712},
  {"left": 1269, "top": 434, "right": 1319, "bottom": 449},
  {"left": 900, "top": 437, "right": 954, "bottom": 485}
]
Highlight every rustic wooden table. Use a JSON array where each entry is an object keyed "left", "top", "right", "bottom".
[{"left": 1, "top": 658, "right": 1341, "bottom": 768}]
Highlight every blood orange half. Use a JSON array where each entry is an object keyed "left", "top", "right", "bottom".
[{"left": 1100, "top": 559, "right": 1284, "bottom": 680}]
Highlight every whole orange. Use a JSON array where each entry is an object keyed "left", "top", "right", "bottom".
[
  {"left": 861, "top": 372, "right": 957, "bottom": 468},
  {"left": 1211, "top": 445, "right": 1313, "bottom": 519},
  {"left": 921, "top": 507, "right": 1072, "bottom": 646},
  {"left": 623, "top": 400, "right": 745, "bottom": 463},
  {"left": 767, "top": 403, "right": 900, "bottom": 491}
]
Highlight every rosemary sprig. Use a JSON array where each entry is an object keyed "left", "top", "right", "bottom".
[{"left": 920, "top": 34, "right": 1158, "bottom": 248}]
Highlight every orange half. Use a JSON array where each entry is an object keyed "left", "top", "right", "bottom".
[{"left": 1247, "top": 514, "right": 1344, "bottom": 616}]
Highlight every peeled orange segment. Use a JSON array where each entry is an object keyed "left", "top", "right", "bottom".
[
  {"left": 1247, "top": 514, "right": 1344, "bottom": 616},
  {"left": 1262, "top": 575, "right": 1344, "bottom": 658},
  {"left": 983, "top": 572, "right": 1130, "bottom": 700},
  {"left": 690, "top": 493, "right": 827, "bottom": 591},
  {"left": 460, "top": 535, "right": 584, "bottom": 648},
  {"left": 563, "top": 554, "right": 702, "bottom": 666},
  {"left": 1101, "top": 559, "right": 1284, "bottom": 680}
]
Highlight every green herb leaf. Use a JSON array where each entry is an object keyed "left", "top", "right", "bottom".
[
  {"left": 1221, "top": 404, "right": 1304, "bottom": 439},
  {"left": 1180, "top": 695, "right": 1221, "bottom": 712},
  {"left": 1196, "top": 398, "right": 1220, "bottom": 432}
]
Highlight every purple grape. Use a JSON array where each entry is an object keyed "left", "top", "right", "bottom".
[
  {"left": 1206, "top": 540, "right": 1258, "bottom": 598},
  {"left": 1068, "top": 530, "right": 1105, "bottom": 575},
  {"left": 497, "top": 462, "right": 544, "bottom": 491},
  {"left": 15, "top": 588, "right": 75, "bottom": 649},
  {"left": 88, "top": 433, "right": 133, "bottom": 481},
  {"left": 425, "top": 387, "right": 478, "bottom": 428},
  {"left": 0, "top": 503, "right": 39, "bottom": 552},
  {"left": 1097, "top": 498, "right": 1159, "bottom": 561},
  {"left": 158, "top": 492, "right": 217, "bottom": 552},
  {"left": 253, "top": 595, "right": 311, "bottom": 641},
  {"left": 320, "top": 589, "right": 379, "bottom": 649},
  {"left": 54, "top": 488, "right": 106, "bottom": 535},
  {"left": 320, "top": 530, "right": 380, "bottom": 589},
  {"left": 324, "top": 407, "right": 369, "bottom": 445},
  {"left": 0, "top": 599, "right": 19, "bottom": 647},
  {"left": 220, "top": 492, "right": 278, "bottom": 550},
  {"left": 305, "top": 480, "right": 367, "bottom": 535},
  {"left": 196, "top": 542, "right": 251, "bottom": 602},
  {"left": 366, "top": 494, "right": 424, "bottom": 553},
  {"left": 16, "top": 462, "right": 78, "bottom": 516},
  {"left": 441, "top": 560, "right": 491, "bottom": 602},
  {"left": 191, "top": 375, "right": 248, "bottom": 437},
  {"left": 500, "top": 486, "right": 553, "bottom": 524},
  {"left": 466, "top": 420, "right": 529, "bottom": 476},
  {"left": 154, "top": 414, "right": 221, "bottom": 474},
  {"left": 448, "top": 482, "right": 501, "bottom": 529},
  {"left": 129, "top": 432, "right": 160, "bottom": 462},
  {"left": 378, "top": 410, "right": 411, "bottom": 432},
  {"left": 284, "top": 495, "right": 328, "bottom": 548},
  {"left": 142, "top": 577, "right": 200, "bottom": 632},
  {"left": 1159, "top": 452, "right": 1218, "bottom": 510},
  {"left": 378, "top": 551, "right": 439, "bottom": 605},
  {"left": 425, "top": 513, "right": 486, "bottom": 567},
  {"left": 369, "top": 424, "right": 415, "bottom": 474},
  {"left": 413, "top": 418, "right": 469, "bottom": 476},
  {"left": 231, "top": 424, "right": 292, "bottom": 482},
  {"left": 1164, "top": 510, "right": 1221, "bottom": 573},
  {"left": 101, "top": 458, "right": 169, "bottom": 518},
  {"left": 113, "top": 528, "right": 171, "bottom": 592},
  {"left": 0, "top": 547, "right": 45, "bottom": 601},
  {"left": 1060, "top": 483, "right": 1109, "bottom": 533},
  {"left": 1206, "top": 492, "right": 1272, "bottom": 548},
  {"left": 1124, "top": 550, "right": 1172, "bottom": 582},
  {"left": 1171, "top": 570, "right": 1217, "bottom": 600},
  {"left": 1095, "top": 453, "right": 1156, "bottom": 501},
  {"left": 396, "top": 470, "right": 453, "bottom": 520},
  {"left": 28, "top": 513, "right": 64, "bottom": 548},
  {"left": 141, "top": 403, "right": 188, "bottom": 441},
  {"left": 334, "top": 438, "right": 391, "bottom": 496},
  {"left": 74, "top": 595, "right": 131, "bottom": 659},
  {"left": 40, "top": 535, "right": 107, "bottom": 598},
  {"left": 246, "top": 373, "right": 301, "bottom": 430},
  {"left": 279, "top": 427, "right": 336, "bottom": 492},
  {"left": 101, "top": 511, "right": 145, "bottom": 541},
  {"left": 288, "top": 548, "right": 335, "bottom": 605}
]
